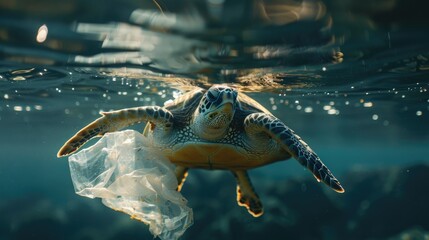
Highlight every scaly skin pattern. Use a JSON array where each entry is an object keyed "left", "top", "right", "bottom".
[
  {"left": 57, "top": 106, "right": 173, "bottom": 157},
  {"left": 233, "top": 170, "right": 263, "bottom": 217},
  {"left": 244, "top": 112, "right": 344, "bottom": 193}
]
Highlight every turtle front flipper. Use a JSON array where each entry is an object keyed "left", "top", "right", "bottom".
[
  {"left": 232, "top": 170, "right": 263, "bottom": 217},
  {"left": 244, "top": 113, "right": 345, "bottom": 193},
  {"left": 57, "top": 106, "right": 173, "bottom": 157}
]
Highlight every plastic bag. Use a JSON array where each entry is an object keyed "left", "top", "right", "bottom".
[{"left": 68, "top": 130, "right": 193, "bottom": 240}]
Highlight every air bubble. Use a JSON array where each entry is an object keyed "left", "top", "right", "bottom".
[
  {"left": 364, "top": 102, "right": 373, "bottom": 108},
  {"left": 304, "top": 107, "right": 313, "bottom": 113},
  {"left": 36, "top": 24, "right": 48, "bottom": 43},
  {"left": 13, "top": 76, "right": 26, "bottom": 81},
  {"left": 372, "top": 114, "right": 379, "bottom": 120},
  {"left": 327, "top": 109, "right": 339, "bottom": 115},
  {"left": 13, "top": 106, "right": 23, "bottom": 112}
]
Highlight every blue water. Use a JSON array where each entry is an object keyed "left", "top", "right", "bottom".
[{"left": 1, "top": 0, "right": 429, "bottom": 239}]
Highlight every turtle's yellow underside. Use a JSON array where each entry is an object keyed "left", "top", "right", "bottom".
[{"left": 167, "top": 143, "right": 282, "bottom": 170}]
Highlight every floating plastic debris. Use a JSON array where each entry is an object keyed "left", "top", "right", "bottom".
[{"left": 68, "top": 130, "right": 193, "bottom": 240}]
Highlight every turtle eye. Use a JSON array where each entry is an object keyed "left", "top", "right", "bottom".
[{"left": 207, "top": 89, "right": 219, "bottom": 101}]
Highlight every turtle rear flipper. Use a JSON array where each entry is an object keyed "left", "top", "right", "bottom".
[
  {"left": 244, "top": 113, "right": 345, "bottom": 193},
  {"left": 232, "top": 170, "right": 263, "bottom": 217},
  {"left": 57, "top": 106, "right": 173, "bottom": 157},
  {"left": 175, "top": 166, "right": 189, "bottom": 192}
]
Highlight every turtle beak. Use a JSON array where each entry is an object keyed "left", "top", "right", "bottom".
[
  {"left": 221, "top": 102, "right": 233, "bottom": 114},
  {"left": 204, "top": 87, "right": 237, "bottom": 127},
  {"left": 205, "top": 103, "right": 235, "bottom": 131},
  {"left": 193, "top": 86, "right": 238, "bottom": 140},
  {"left": 218, "top": 91, "right": 236, "bottom": 113},
  {"left": 207, "top": 102, "right": 234, "bottom": 119}
]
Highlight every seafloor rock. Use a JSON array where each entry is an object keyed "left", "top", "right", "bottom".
[
  {"left": 181, "top": 164, "right": 429, "bottom": 240},
  {"left": 1, "top": 162, "right": 428, "bottom": 240},
  {"left": 341, "top": 164, "right": 429, "bottom": 240},
  {"left": 388, "top": 227, "right": 429, "bottom": 240},
  {"left": 181, "top": 171, "right": 346, "bottom": 240}
]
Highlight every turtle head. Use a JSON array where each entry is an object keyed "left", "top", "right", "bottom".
[{"left": 192, "top": 85, "right": 238, "bottom": 140}]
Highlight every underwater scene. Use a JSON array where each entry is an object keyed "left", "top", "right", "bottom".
[{"left": 1, "top": 0, "right": 429, "bottom": 239}]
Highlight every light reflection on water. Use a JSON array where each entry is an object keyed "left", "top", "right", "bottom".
[{"left": 0, "top": 0, "right": 344, "bottom": 75}]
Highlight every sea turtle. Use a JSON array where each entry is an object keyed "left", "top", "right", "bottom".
[{"left": 58, "top": 85, "right": 344, "bottom": 217}]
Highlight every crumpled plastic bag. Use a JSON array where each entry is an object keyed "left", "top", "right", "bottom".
[{"left": 68, "top": 129, "right": 193, "bottom": 240}]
